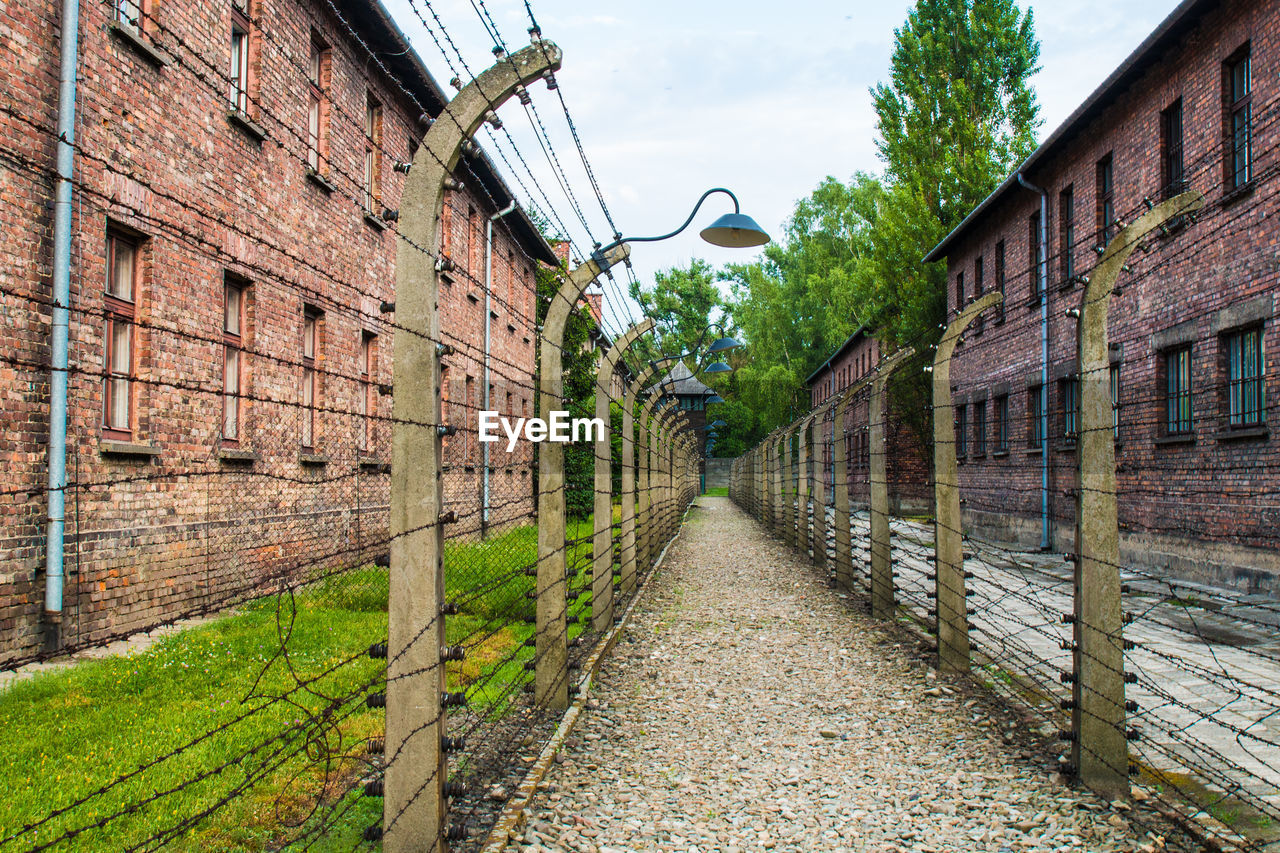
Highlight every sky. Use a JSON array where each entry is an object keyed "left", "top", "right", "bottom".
[{"left": 383, "top": 0, "right": 1184, "bottom": 337}]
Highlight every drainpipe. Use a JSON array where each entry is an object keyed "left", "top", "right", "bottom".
[
  {"left": 45, "top": 0, "right": 83, "bottom": 651},
  {"left": 1017, "top": 173, "right": 1051, "bottom": 551},
  {"left": 482, "top": 200, "right": 517, "bottom": 538}
]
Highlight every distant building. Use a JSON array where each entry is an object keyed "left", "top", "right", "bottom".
[
  {"left": 806, "top": 329, "right": 931, "bottom": 513},
  {"left": 649, "top": 362, "right": 713, "bottom": 457}
]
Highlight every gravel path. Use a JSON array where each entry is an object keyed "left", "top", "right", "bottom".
[{"left": 505, "top": 497, "right": 1187, "bottom": 853}]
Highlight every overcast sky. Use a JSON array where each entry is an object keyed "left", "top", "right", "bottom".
[{"left": 383, "top": 0, "right": 1183, "bottom": 336}]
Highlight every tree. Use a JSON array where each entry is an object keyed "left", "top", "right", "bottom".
[
  {"left": 627, "top": 259, "right": 722, "bottom": 363},
  {"left": 865, "top": 0, "right": 1040, "bottom": 349}
]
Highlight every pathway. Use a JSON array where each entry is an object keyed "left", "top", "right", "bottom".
[{"left": 502, "top": 497, "right": 1185, "bottom": 853}]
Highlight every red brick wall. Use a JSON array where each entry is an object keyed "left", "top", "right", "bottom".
[
  {"left": 0, "top": 0, "right": 543, "bottom": 661},
  {"left": 808, "top": 333, "right": 931, "bottom": 512},
  {"left": 940, "top": 0, "right": 1280, "bottom": 589}
]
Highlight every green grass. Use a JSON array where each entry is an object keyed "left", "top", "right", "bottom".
[
  {"left": 0, "top": 511, "right": 619, "bottom": 852},
  {"left": 702, "top": 487, "right": 728, "bottom": 497}
]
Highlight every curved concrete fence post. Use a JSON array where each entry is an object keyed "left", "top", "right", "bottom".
[
  {"left": 592, "top": 320, "right": 653, "bottom": 631},
  {"left": 933, "top": 290, "right": 1003, "bottom": 676},
  {"left": 388, "top": 41, "right": 561, "bottom": 850},
  {"left": 536, "top": 244, "right": 630, "bottom": 711},
  {"left": 1071, "top": 189, "right": 1204, "bottom": 798},
  {"left": 869, "top": 347, "right": 915, "bottom": 619}
]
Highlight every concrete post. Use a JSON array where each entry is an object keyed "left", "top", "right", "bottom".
[
  {"left": 796, "top": 418, "right": 810, "bottom": 555},
  {"left": 810, "top": 412, "right": 828, "bottom": 570},
  {"left": 387, "top": 42, "right": 560, "bottom": 850},
  {"left": 1071, "top": 190, "right": 1204, "bottom": 796},
  {"left": 772, "top": 432, "right": 784, "bottom": 538},
  {"left": 592, "top": 320, "right": 653, "bottom": 631},
  {"left": 536, "top": 245, "right": 630, "bottom": 711},
  {"left": 933, "top": 291, "right": 1003, "bottom": 675},
  {"left": 869, "top": 347, "right": 915, "bottom": 619},
  {"left": 830, "top": 376, "right": 874, "bottom": 590},
  {"left": 620, "top": 364, "right": 659, "bottom": 596}
]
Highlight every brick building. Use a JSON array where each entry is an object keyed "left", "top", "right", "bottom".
[
  {"left": 0, "top": 0, "right": 557, "bottom": 660},
  {"left": 806, "top": 329, "right": 931, "bottom": 513},
  {"left": 925, "top": 0, "right": 1280, "bottom": 590}
]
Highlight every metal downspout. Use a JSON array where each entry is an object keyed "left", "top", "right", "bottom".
[
  {"left": 45, "top": 0, "right": 83, "bottom": 650},
  {"left": 1017, "top": 172, "right": 1051, "bottom": 551},
  {"left": 483, "top": 200, "right": 517, "bottom": 538}
]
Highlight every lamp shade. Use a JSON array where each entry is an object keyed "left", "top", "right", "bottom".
[
  {"left": 704, "top": 361, "right": 732, "bottom": 373},
  {"left": 711, "top": 419, "right": 727, "bottom": 427},
  {"left": 705, "top": 393, "right": 725, "bottom": 405},
  {"left": 708, "top": 336, "right": 743, "bottom": 353},
  {"left": 699, "top": 213, "right": 771, "bottom": 248}
]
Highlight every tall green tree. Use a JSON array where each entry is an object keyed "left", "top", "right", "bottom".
[
  {"left": 864, "top": 0, "right": 1041, "bottom": 349},
  {"left": 627, "top": 259, "right": 722, "bottom": 364}
]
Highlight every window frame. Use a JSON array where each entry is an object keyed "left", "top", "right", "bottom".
[
  {"left": 364, "top": 93, "right": 383, "bottom": 212},
  {"left": 1096, "top": 154, "right": 1115, "bottom": 245},
  {"left": 955, "top": 403, "right": 968, "bottom": 459},
  {"left": 103, "top": 231, "right": 139, "bottom": 440},
  {"left": 306, "top": 36, "right": 331, "bottom": 174},
  {"left": 1225, "top": 46, "right": 1253, "bottom": 192},
  {"left": 994, "top": 394, "right": 1009, "bottom": 453},
  {"left": 955, "top": 270, "right": 964, "bottom": 314},
  {"left": 301, "top": 307, "right": 321, "bottom": 449},
  {"left": 1163, "top": 345, "right": 1194, "bottom": 437},
  {"left": 222, "top": 277, "right": 247, "bottom": 445},
  {"left": 973, "top": 399, "right": 987, "bottom": 457},
  {"left": 1028, "top": 211, "right": 1042, "bottom": 305},
  {"left": 1028, "top": 384, "right": 1045, "bottom": 450},
  {"left": 1059, "top": 185, "right": 1075, "bottom": 284},
  {"left": 229, "top": 7, "right": 252, "bottom": 114},
  {"left": 1161, "top": 98, "right": 1185, "bottom": 199},
  {"left": 359, "top": 331, "right": 377, "bottom": 451},
  {"left": 994, "top": 240, "right": 1006, "bottom": 323},
  {"left": 116, "top": 0, "right": 146, "bottom": 33},
  {"left": 1060, "top": 375, "right": 1080, "bottom": 443},
  {"left": 1224, "top": 326, "right": 1264, "bottom": 429}
]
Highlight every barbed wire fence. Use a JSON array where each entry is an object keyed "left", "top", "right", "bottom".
[
  {"left": 0, "top": 1, "right": 702, "bottom": 849},
  {"left": 731, "top": 139, "right": 1280, "bottom": 852}
]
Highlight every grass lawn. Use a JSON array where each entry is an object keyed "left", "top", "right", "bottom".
[
  {"left": 0, "top": 511, "right": 616, "bottom": 852},
  {"left": 702, "top": 487, "right": 729, "bottom": 497}
]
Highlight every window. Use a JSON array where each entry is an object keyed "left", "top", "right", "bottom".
[
  {"left": 116, "top": 0, "right": 143, "bottom": 32},
  {"left": 956, "top": 404, "right": 968, "bottom": 458},
  {"left": 307, "top": 37, "right": 330, "bottom": 173},
  {"left": 994, "top": 240, "right": 1006, "bottom": 322},
  {"left": 995, "top": 394, "right": 1009, "bottom": 452},
  {"left": 1059, "top": 186, "right": 1075, "bottom": 283},
  {"left": 1227, "top": 48, "right": 1252, "bottom": 190},
  {"left": 364, "top": 94, "right": 382, "bottom": 211},
  {"left": 301, "top": 307, "right": 321, "bottom": 447},
  {"left": 465, "top": 206, "right": 477, "bottom": 275},
  {"left": 974, "top": 400, "right": 986, "bottom": 457},
  {"left": 1161, "top": 99, "right": 1185, "bottom": 198},
  {"left": 359, "top": 332, "right": 376, "bottom": 451},
  {"left": 229, "top": 7, "right": 251, "bottom": 113},
  {"left": 1164, "top": 346, "right": 1193, "bottom": 436},
  {"left": 1028, "top": 211, "right": 1042, "bottom": 303},
  {"left": 1097, "top": 154, "right": 1115, "bottom": 244},
  {"left": 223, "top": 278, "right": 246, "bottom": 443},
  {"left": 955, "top": 271, "right": 965, "bottom": 313},
  {"left": 1226, "top": 327, "right": 1264, "bottom": 427},
  {"left": 103, "top": 232, "right": 138, "bottom": 438},
  {"left": 1028, "top": 384, "right": 1044, "bottom": 450},
  {"left": 1110, "top": 364, "right": 1121, "bottom": 440},
  {"left": 1060, "top": 376, "right": 1079, "bottom": 441}
]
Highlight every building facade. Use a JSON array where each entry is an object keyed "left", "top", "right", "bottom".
[
  {"left": 926, "top": 0, "right": 1280, "bottom": 590},
  {"left": 806, "top": 330, "right": 931, "bottom": 513},
  {"left": 0, "top": 0, "right": 556, "bottom": 660}
]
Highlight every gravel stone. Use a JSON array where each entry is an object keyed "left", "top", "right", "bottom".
[{"left": 504, "top": 498, "right": 1192, "bottom": 852}]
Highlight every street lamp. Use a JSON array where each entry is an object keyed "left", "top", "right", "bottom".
[{"left": 590, "top": 187, "right": 770, "bottom": 272}]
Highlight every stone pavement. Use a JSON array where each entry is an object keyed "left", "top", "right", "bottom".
[{"left": 503, "top": 497, "right": 1185, "bottom": 853}]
